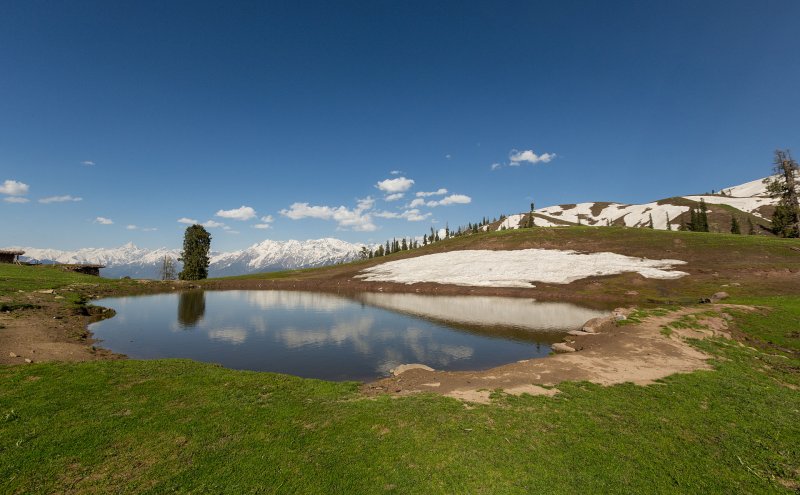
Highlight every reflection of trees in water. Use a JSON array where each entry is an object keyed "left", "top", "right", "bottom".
[{"left": 178, "top": 291, "right": 206, "bottom": 328}]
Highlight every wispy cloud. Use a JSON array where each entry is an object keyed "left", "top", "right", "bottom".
[
  {"left": 374, "top": 209, "right": 431, "bottom": 222},
  {"left": 0, "top": 179, "right": 29, "bottom": 196},
  {"left": 426, "top": 194, "right": 472, "bottom": 207},
  {"left": 3, "top": 196, "right": 29, "bottom": 203},
  {"left": 253, "top": 215, "right": 274, "bottom": 229},
  {"left": 177, "top": 217, "right": 198, "bottom": 225},
  {"left": 509, "top": 149, "right": 556, "bottom": 165},
  {"left": 408, "top": 198, "right": 425, "bottom": 208},
  {"left": 215, "top": 205, "right": 256, "bottom": 221},
  {"left": 280, "top": 197, "right": 376, "bottom": 231},
  {"left": 390, "top": 170, "right": 403, "bottom": 175},
  {"left": 490, "top": 149, "right": 557, "bottom": 170},
  {"left": 415, "top": 188, "right": 448, "bottom": 198},
  {"left": 94, "top": 216, "right": 113, "bottom": 225},
  {"left": 39, "top": 195, "right": 82, "bottom": 204},
  {"left": 81, "top": 160, "right": 95, "bottom": 166},
  {"left": 202, "top": 220, "right": 226, "bottom": 228},
  {"left": 384, "top": 193, "right": 404, "bottom": 201},
  {"left": 126, "top": 225, "right": 158, "bottom": 232}
]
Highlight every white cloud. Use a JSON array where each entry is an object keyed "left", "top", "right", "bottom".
[
  {"left": 126, "top": 224, "right": 138, "bottom": 230},
  {"left": 280, "top": 196, "right": 376, "bottom": 232},
  {"left": 177, "top": 217, "right": 198, "bottom": 225},
  {"left": 385, "top": 193, "right": 404, "bottom": 201},
  {"left": 445, "top": 154, "right": 452, "bottom": 160},
  {"left": 3, "top": 196, "right": 29, "bottom": 203},
  {"left": 416, "top": 188, "right": 448, "bottom": 197},
  {"left": 490, "top": 163, "right": 503, "bottom": 171},
  {"left": 408, "top": 198, "right": 425, "bottom": 208},
  {"left": 39, "top": 195, "right": 82, "bottom": 204},
  {"left": 509, "top": 149, "right": 556, "bottom": 165},
  {"left": 376, "top": 177, "right": 414, "bottom": 193},
  {"left": 0, "top": 179, "right": 29, "bottom": 196},
  {"left": 374, "top": 209, "right": 431, "bottom": 222},
  {"left": 81, "top": 160, "right": 95, "bottom": 166},
  {"left": 390, "top": 170, "right": 402, "bottom": 175},
  {"left": 142, "top": 227, "right": 158, "bottom": 232},
  {"left": 94, "top": 217, "right": 113, "bottom": 225},
  {"left": 225, "top": 230, "right": 240, "bottom": 235},
  {"left": 215, "top": 205, "right": 256, "bottom": 221},
  {"left": 203, "top": 220, "right": 226, "bottom": 228},
  {"left": 253, "top": 214, "right": 274, "bottom": 229},
  {"left": 426, "top": 194, "right": 472, "bottom": 207}
]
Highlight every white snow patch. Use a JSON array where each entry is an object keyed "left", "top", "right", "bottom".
[
  {"left": 498, "top": 214, "right": 524, "bottom": 230},
  {"left": 356, "top": 249, "right": 688, "bottom": 288},
  {"left": 683, "top": 195, "right": 773, "bottom": 217}
]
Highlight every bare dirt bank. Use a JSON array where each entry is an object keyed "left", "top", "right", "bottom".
[{"left": 362, "top": 305, "right": 753, "bottom": 403}]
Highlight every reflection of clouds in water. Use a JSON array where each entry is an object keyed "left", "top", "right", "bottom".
[
  {"left": 242, "top": 291, "right": 350, "bottom": 312},
  {"left": 277, "top": 316, "right": 376, "bottom": 350},
  {"left": 208, "top": 327, "right": 248, "bottom": 345},
  {"left": 402, "top": 326, "right": 474, "bottom": 367},
  {"left": 356, "top": 293, "right": 607, "bottom": 331},
  {"left": 249, "top": 315, "right": 269, "bottom": 334}
]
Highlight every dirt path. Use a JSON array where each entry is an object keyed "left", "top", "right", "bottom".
[{"left": 362, "top": 305, "right": 752, "bottom": 403}]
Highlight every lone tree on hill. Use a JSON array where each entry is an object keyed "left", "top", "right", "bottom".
[
  {"left": 747, "top": 217, "right": 757, "bottom": 235},
  {"left": 178, "top": 225, "right": 211, "bottom": 280},
  {"left": 764, "top": 149, "right": 800, "bottom": 238}
]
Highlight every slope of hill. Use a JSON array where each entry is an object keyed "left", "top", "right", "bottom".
[
  {"left": 11, "top": 238, "right": 367, "bottom": 279},
  {"left": 487, "top": 175, "right": 785, "bottom": 233}
]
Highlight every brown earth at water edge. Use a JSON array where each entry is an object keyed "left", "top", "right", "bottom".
[
  {"left": 361, "top": 305, "right": 753, "bottom": 404},
  {"left": 0, "top": 296, "right": 120, "bottom": 365}
]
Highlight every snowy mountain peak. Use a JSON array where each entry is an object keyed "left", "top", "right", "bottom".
[{"left": 10, "top": 238, "right": 367, "bottom": 279}]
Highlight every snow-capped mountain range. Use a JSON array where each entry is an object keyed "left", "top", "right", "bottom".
[{"left": 9, "top": 238, "right": 367, "bottom": 279}]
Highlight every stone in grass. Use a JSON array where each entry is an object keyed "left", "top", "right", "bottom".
[{"left": 551, "top": 342, "right": 577, "bottom": 353}]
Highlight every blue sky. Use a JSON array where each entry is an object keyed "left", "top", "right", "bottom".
[{"left": 2, "top": 1, "right": 799, "bottom": 251}]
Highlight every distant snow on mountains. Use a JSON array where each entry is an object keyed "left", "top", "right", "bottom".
[{"left": 11, "top": 238, "right": 367, "bottom": 279}]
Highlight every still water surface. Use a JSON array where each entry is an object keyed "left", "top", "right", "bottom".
[{"left": 90, "top": 291, "right": 607, "bottom": 381}]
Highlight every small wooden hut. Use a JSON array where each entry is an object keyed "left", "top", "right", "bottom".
[
  {"left": 62, "top": 264, "right": 105, "bottom": 277},
  {"left": 0, "top": 250, "right": 24, "bottom": 264}
]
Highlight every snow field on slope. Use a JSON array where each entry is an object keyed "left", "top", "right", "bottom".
[{"left": 357, "top": 249, "right": 688, "bottom": 288}]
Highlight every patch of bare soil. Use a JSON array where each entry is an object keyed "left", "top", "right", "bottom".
[
  {"left": 361, "top": 305, "right": 753, "bottom": 404},
  {"left": 0, "top": 293, "right": 121, "bottom": 366}
]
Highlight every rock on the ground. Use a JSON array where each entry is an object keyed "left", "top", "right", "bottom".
[
  {"left": 391, "top": 363, "right": 434, "bottom": 375},
  {"left": 551, "top": 342, "right": 577, "bottom": 353},
  {"left": 710, "top": 291, "right": 729, "bottom": 302}
]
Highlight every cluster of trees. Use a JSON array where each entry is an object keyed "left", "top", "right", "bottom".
[{"left": 682, "top": 199, "right": 709, "bottom": 232}]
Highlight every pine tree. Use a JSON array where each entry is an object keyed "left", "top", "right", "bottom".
[
  {"left": 648, "top": 213, "right": 654, "bottom": 229},
  {"left": 178, "top": 225, "right": 211, "bottom": 280},
  {"left": 747, "top": 217, "right": 756, "bottom": 235},
  {"left": 665, "top": 213, "right": 672, "bottom": 231},
  {"left": 401, "top": 238, "right": 408, "bottom": 251},
  {"left": 385, "top": 240, "right": 391, "bottom": 255},
  {"left": 730, "top": 216, "right": 741, "bottom": 234},
  {"left": 423, "top": 235, "right": 428, "bottom": 246},
  {"left": 764, "top": 149, "right": 800, "bottom": 237},
  {"left": 699, "top": 199, "right": 709, "bottom": 232}
]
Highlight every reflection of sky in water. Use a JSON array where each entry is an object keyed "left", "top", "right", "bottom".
[{"left": 90, "top": 291, "right": 607, "bottom": 381}]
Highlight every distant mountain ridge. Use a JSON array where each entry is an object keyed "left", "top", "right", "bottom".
[{"left": 9, "top": 238, "right": 367, "bottom": 279}]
